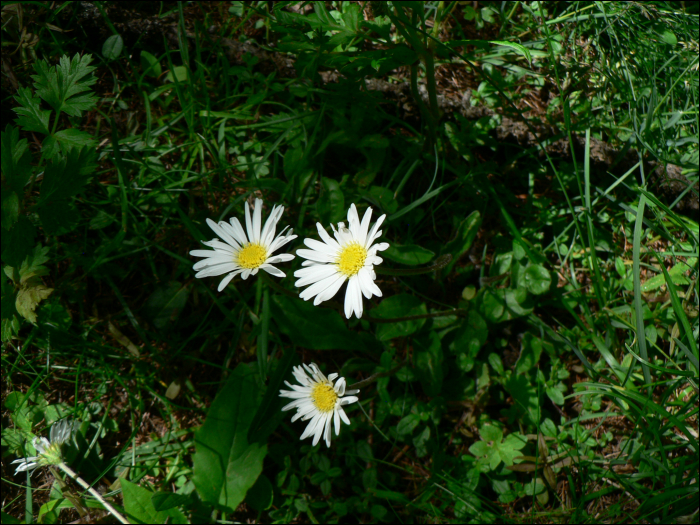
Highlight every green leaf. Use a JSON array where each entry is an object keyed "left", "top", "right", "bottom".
[
  {"left": 316, "top": 177, "right": 345, "bottom": 224},
  {"left": 140, "top": 51, "right": 162, "bottom": 77},
  {"left": 102, "top": 34, "right": 124, "bottom": 61},
  {"left": 151, "top": 492, "right": 190, "bottom": 512},
  {"left": 165, "top": 66, "right": 188, "bottom": 83},
  {"left": 480, "top": 424, "right": 502, "bottom": 444},
  {"left": 640, "top": 258, "right": 696, "bottom": 292},
  {"left": 143, "top": 281, "right": 189, "bottom": 329},
  {"left": 18, "top": 245, "right": 50, "bottom": 284},
  {"left": 270, "top": 295, "right": 377, "bottom": 351},
  {"left": 546, "top": 386, "right": 565, "bottom": 405},
  {"left": 396, "top": 414, "right": 420, "bottom": 436},
  {"left": 370, "top": 294, "right": 427, "bottom": 341},
  {"left": 522, "top": 264, "right": 551, "bottom": 295},
  {"left": 365, "top": 185, "right": 398, "bottom": 214},
  {"left": 382, "top": 243, "right": 435, "bottom": 266},
  {"left": 1, "top": 190, "right": 20, "bottom": 231},
  {"left": 489, "top": 40, "right": 532, "bottom": 64},
  {"left": 514, "top": 333, "right": 542, "bottom": 375},
  {"left": 414, "top": 331, "right": 443, "bottom": 396},
  {"left": 16, "top": 280, "right": 52, "bottom": 324},
  {"left": 52, "top": 128, "right": 96, "bottom": 150},
  {"left": 39, "top": 146, "right": 97, "bottom": 205},
  {"left": 1, "top": 216, "right": 36, "bottom": 268},
  {"left": 193, "top": 365, "right": 267, "bottom": 512},
  {"left": 13, "top": 87, "right": 51, "bottom": 135},
  {"left": 121, "top": 479, "right": 184, "bottom": 525},
  {"left": 37, "top": 199, "right": 80, "bottom": 235},
  {"left": 1, "top": 125, "right": 33, "bottom": 192},
  {"left": 449, "top": 310, "right": 488, "bottom": 372},
  {"left": 32, "top": 53, "right": 98, "bottom": 117},
  {"left": 245, "top": 474, "right": 273, "bottom": 512},
  {"left": 443, "top": 211, "right": 482, "bottom": 273}
]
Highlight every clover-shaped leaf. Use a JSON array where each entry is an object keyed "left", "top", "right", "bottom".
[{"left": 469, "top": 424, "right": 527, "bottom": 471}]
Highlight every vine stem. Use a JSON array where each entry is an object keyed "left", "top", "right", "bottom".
[{"left": 56, "top": 462, "right": 130, "bottom": 525}]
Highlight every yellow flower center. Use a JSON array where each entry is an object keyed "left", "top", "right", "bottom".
[
  {"left": 237, "top": 243, "right": 268, "bottom": 269},
  {"left": 311, "top": 383, "right": 338, "bottom": 413},
  {"left": 337, "top": 242, "right": 367, "bottom": 276}
]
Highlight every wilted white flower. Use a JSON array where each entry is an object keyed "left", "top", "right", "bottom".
[
  {"left": 279, "top": 363, "right": 359, "bottom": 447},
  {"left": 294, "top": 204, "right": 389, "bottom": 318},
  {"left": 12, "top": 419, "right": 73, "bottom": 475},
  {"left": 190, "top": 198, "right": 297, "bottom": 291}
]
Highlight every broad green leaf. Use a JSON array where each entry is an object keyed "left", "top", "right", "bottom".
[
  {"left": 316, "top": 177, "right": 345, "bottom": 223},
  {"left": 245, "top": 474, "right": 273, "bottom": 512},
  {"left": 370, "top": 294, "right": 427, "bottom": 341},
  {"left": 37, "top": 199, "right": 80, "bottom": 235},
  {"left": 443, "top": 211, "right": 481, "bottom": 273},
  {"left": 39, "top": 146, "right": 97, "bottom": 204},
  {"left": 102, "top": 34, "right": 124, "bottom": 61},
  {"left": 522, "top": 264, "right": 551, "bottom": 295},
  {"left": 1, "top": 125, "right": 33, "bottom": 192},
  {"left": 143, "top": 281, "right": 189, "bottom": 329},
  {"left": 13, "top": 87, "right": 51, "bottom": 135},
  {"left": 271, "top": 295, "right": 378, "bottom": 351},
  {"left": 414, "top": 331, "right": 443, "bottom": 396},
  {"left": 151, "top": 492, "right": 190, "bottom": 512},
  {"left": 480, "top": 424, "right": 502, "bottom": 443},
  {"left": 18, "top": 245, "right": 50, "bottom": 284},
  {"left": 193, "top": 365, "right": 267, "bottom": 512},
  {"left": 382, "top": 243, "right": 434, "bottom": 266},
  {"left": 121, "top": 479, "right": 186, "bottom": 524},
  {"left": 140, "top": 51, "right": 162, "bottom": 77},
  {"left": 32, "top": 53, "right": 98, "bottom": 117}
]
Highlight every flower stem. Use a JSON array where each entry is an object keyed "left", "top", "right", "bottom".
[{"left": 56, "top": 462, "right": 130, "bottom": 525}]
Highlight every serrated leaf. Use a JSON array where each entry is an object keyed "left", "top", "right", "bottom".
[
  {"left": 18, "top": 245, "right": 51, "bottom": 284},
  {"left": 102, "top": 34, "right": 124, "bottom": 61},
  {"left": 39, "top": 146, "right": 97, "bottom": 204},
  {"left": 37, "top": 199, "right": 80, "bottom": 235},
  {"left": 1, "top": 216, "right": 36, "bottom": 268},
  {"left": 53, "top": 128, "right": 96, "bottom": 150},
  {"left": 16, "top": 282, "right": 53, "bottom": 324},
  {"left": 13, "top": 87, "right": 51, "bottom": 135},
  {"left": 1, "top": 125, "right": 33, "bottom": 192},
  {"left": 1, "top": 191, "right": 20, "bottom": 231},
  {"left": 32, "top": 53, "right": 98, "bottom": 117}
]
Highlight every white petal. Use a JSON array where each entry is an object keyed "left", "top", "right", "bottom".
[
  {"left": 252, "top": 198, "right": 263, "bottom": 243},
  {"left": 315, "top": 273, "right": 346, "bottom": 304},
  {"left": 358, "top": 206, "right": 373, "bottom": 246},
  {"left": 294, "top": 264, "right": 338, "bottom": 287},
  {"left": 206, "top": 219, "right": 239, "bottom": 249},
  {"left": 297, "top": 248, "right": 336, "bottom": 264},
  {"left": 338, "top": 406, "right": 351, "bottom": 425},
  {"left": 304, "top": 237, "right": 339, "bottom": 256},
  {"left": 228, "top": 217, "right": 249, "bottom": 245},
  {"left": 217, "top": 271, "right": 239, "bottom": 291},
  {"left": 260, "top": 264, "right": 285, "bottom": 278},
  {"left": 300, "top": 273, "right": 343, "bottom": 303},
  {"left": 195, "top": 263, "right": 239, "bottom": 278}
]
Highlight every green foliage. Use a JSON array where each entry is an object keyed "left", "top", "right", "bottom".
[{"left": 2, "top": 2, "right": 698, "bottom": 524}]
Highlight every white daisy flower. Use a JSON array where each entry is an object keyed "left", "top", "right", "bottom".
[
  {"left": 12, "top": 419, "right": 73, "bottom": 475},
  {"left": 294, "top": 204, "right": 389, "bottom": 319},
  {"left": 190, "top": 198, "right": 297, "bottom": 291},
  {"left": 279, "top": 363, "right": 359, "bottom": 448}
]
